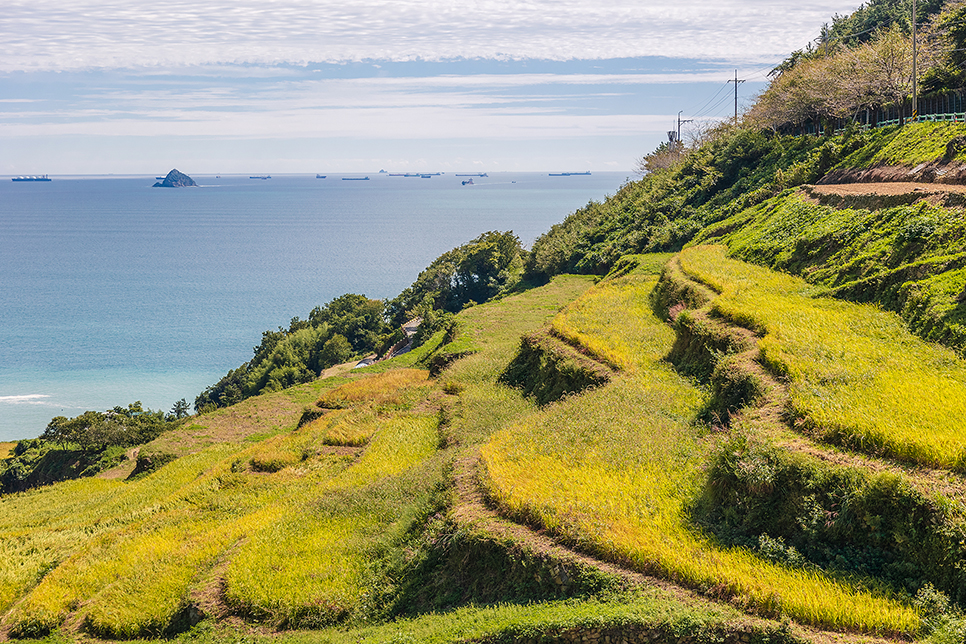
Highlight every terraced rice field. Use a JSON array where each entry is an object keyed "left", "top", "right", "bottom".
[
  {"left": 0, "top": 371, "right": 442, "bottom": 637},
  {"left": 678, "top": 244, "right": 966, "bottom": 470},
  {"left": 481, "top": 261, "right": 920, "bottom": 634}
]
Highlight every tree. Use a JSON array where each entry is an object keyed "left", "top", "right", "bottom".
[
  {"left": 171, "top": 398, "right": 190, "bottom": 419},
  {"left": 748, "top": 24, "right": 930, "bottom": 131},
  {"left": 319, "top": 334, "right": 353, "bottom": 368},
  {"left": 638, "top": 141, "right": 685, "bottom": 175},
  {"left": 921, "top": 1, "right": 966, "bottom": 92},
  {"left": 40, "top": 402, "right": 168, "bottom": 452},
  {"left": 386, "top": 231, "right": 523, "bottom": 323},
  {"left": 311, "top": 294, "right": 387, "bottom": 352}
]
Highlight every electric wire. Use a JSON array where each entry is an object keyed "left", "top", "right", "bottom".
[
  {"left": 695, "top": 92, "right": 735, "bottom": 119},
  {"left": 685, "top": 81, "right": 731, "bottom": 117}
]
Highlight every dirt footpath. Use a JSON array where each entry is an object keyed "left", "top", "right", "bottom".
[
  {"left": 802, "top": 181, "right": 966, "bottom": 208},
  {"left": 809, "top": 181, "right": 966, "bottom": 196}
]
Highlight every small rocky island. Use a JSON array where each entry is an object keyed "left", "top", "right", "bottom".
[{"left": 153, "top": 169, "right": 197, "bottom": 188}]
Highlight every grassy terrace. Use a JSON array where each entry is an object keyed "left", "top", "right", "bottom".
[
  {"left": 480, "top": 260, "right": 919, "bottom": 634},
  {"left": 0, "top": 275, "right": 609, "bottom": 642},
  {"left": 5, "top": 264, "right": 956, "bottom": 641},
  {"left": 0, "top": 371, "right": 444, "bottom": 637},
  {"left": 677, "top": 244, "right": 966, "bottom": 471},
  {"left": 177, "top": 592, "right": 754, "bottom": 644}
]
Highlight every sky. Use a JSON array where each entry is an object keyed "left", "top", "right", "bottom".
[{"left": 0, "top": 0, "right": 866, "bottom": 174}]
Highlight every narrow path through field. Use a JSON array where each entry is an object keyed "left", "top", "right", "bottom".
[
  {"left": 97, "top": 446, "right": 139, "bottom": 480},
  {"left": 809, "top": 181, "right": 966, "bottom": 196},
  {"left": 451, "top": 450, "right": 897, "bottom": 644}
]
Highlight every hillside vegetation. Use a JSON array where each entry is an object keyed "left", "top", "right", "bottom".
[{"left": 11, "top": 1, "right": 966, "bottom": 640}]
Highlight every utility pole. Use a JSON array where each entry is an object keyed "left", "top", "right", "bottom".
[
  {"left": 728, "top": 70, "right": 745, "bottom": 127},
  {"left": 912, "top": 0, "right": 918, "bottom": 122},
  {"left": 677, "top": 110, "right": 694, "bottom": 144}
]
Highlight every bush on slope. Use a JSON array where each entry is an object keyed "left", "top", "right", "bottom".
[{"left": 525, "top": 127, "right": 882, "bottom": 282}]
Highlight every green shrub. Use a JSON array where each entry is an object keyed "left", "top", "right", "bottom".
[
  {"left": 129, "top": 450, "right": 178, "bottom": 479},
  {"left": 696, "top": 436, "right": 966, "bottom": 604}
]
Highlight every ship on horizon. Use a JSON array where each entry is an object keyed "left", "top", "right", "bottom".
[
  {"left": 12, "top": 175, "right": 51, "bottom": 182},
  {"left": 549, "top": 171, "right": 591, "bottom": 177}
]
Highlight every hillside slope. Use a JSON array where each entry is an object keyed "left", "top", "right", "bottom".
[
  {"left": 7, "top": 248, "right": 966, "bottom": 643},
  {"left": 8, "top": 74, "right": 966, "bottom": 644}
]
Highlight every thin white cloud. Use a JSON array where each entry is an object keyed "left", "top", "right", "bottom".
[
  {"left": 2, "top": 0, "right": 860, "bottom": 72},
  {"left": 0, "top": 394, "right": 51, "bottom": 405},
  {"left": 8, "top": 70, "right": 763, "bottom": 112},
  {"left": 0, "top": 70, "right": 762, "bottom": 141},
  {"left": 0, "top": 105, "right": 680, "bottom": 140}
]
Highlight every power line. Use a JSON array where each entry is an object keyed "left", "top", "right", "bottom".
[
  {"left": 686, "top": 81, "right": 731, "bottom": 117},
  {"left": 693, "top": 92, "right": 733, "bottom": 119},
  {"left": 728, "top": 70, "right": 746, "bottom": 126}
]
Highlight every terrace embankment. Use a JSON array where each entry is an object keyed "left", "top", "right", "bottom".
[
  {"left": 499, "top": 329, "right": 613, "bottom": 405},
  {"left": 656, "top": 248, "right": 966, "bottom": 607},
  {"left": 819, "top": 161, "right": 966, "bottom": 186},
  {"left": 481, "top": 261, "right": 927, "bottom": 636}
]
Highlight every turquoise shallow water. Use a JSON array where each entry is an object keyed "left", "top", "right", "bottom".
[{"left": 0, "top": 171, "right": 626, "bottom": 439}]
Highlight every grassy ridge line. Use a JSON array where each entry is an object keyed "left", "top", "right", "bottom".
[
  {"left": 480, "top": 263, "right": 919, "bottom": 635},
  {"left": 677, "top": 245, "right": 966, "bottom": 471}
]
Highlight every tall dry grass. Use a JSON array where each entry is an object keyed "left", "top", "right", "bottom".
[
  {"left": 679, "top": 244, "right": 966, "bottom": 470},
  {"left": 481, "top": 271, "right": 920, "bottom": 635}
]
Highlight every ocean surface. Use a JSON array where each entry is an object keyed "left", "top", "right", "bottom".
[{"left": 0, "top": 171, "right": 627, "bottom": 440}]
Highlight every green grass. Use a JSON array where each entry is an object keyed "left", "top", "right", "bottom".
[
  {"left": 550, "top": 258, "right": 672, "bottom": 371},
  {"left": 863, "top": 122, "right": 966, "bottom": 166},
  {"left": 0, "top": 270, "right": 598, "bottom": 640},
  {"left": 146, "top": 375, "right": 353, "bottom": 457},
  {"left": 265, "top": 591, "right": 770, "bottom": 644},
  {"left": 0, "top": 368, "right": 447, "bottom": 638},
  {"left": 481, "top": 268, "right": 920, "bottom": 635},
  {"left": 677, "top": 244, "right": 966, "bottom": 471},
  {"left": 8, "top": 267, "right": 926, "bottom": 642},
  {"left": 693, "top": 190, "right": 966, "bottom": 358},
  {"left": 155, "top": 587, "right": 796, "bottom": 644}
]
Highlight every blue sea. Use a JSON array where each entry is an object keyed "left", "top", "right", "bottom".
[{"left": 0, "top": 171, "right": 627, "bottom": 440}]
